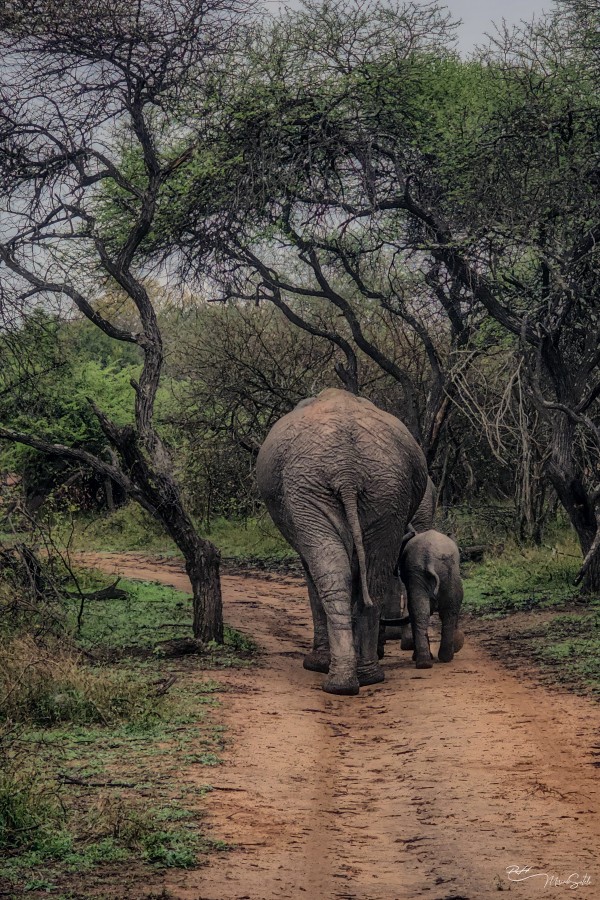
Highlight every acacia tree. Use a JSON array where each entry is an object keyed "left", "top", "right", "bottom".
[
  {"left": 166, "top": 1, "right": 483, "bottom": 463},
  {"left": 0, "top": 0, "right": 253, "bottom": 640},
  {"left": 169, "top": 0, "right": 599, "bottom": 588}
]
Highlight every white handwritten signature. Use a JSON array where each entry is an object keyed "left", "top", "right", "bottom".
[{"left": 506, "top": 865, "right": 592, "bottom": 889}]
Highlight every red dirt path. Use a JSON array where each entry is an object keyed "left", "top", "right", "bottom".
[{"left": 79, "top": 553, "right": 600, "bottom": 900}]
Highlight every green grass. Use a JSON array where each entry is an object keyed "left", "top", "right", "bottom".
[
  {"left": 70, "top": 577, "right": 193, "bottom": 650},
  {"left": 0, "top": 669, "right": 231, "bottom": 889},
  {"left": 205, "top": 515, "right": 295, "bottom": 561},
  {"left": 67, "top": 504, "right": 176, "bottom": 554},
  {"left": 67, "top": 504, "right": 294, "bottom": 562},
  {"left": 0, "top": 636, "right": 167, "bottom": 727},
  {"left": 60, "top": 574, "right": 256, "bottom": 665},
  {"left": 463, "top": 535, "right": 581, "bottom": 617},
  {"left": 461, "top": 533, "right": 600, "bottom": 696},
  {"left": 531, "top": 605, "right": 600, "bottom": 695},
  {"left": 0, "top": 571, "right": 255, "bottom": 894}
]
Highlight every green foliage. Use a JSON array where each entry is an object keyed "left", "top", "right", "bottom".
[
  {"left": 69, "top": 503, "right": 294, "bottom": 560},
  {"left": 0, "top": 314, "right": 141, "bottom": 505},
  {"left": 139, "top": 827, "right": 199, "bottom": 868},
  {"left": 0, "top": 764, "right": 64, "bottom": 851},
  {"left": 206, "top": 516, "right": 295, "bottom": 561},
  {"left": 463, "top": 535, "right": 581, "bottom": 617},
  {"left": 72, "top": 503, "right": 175, "bottom": 554}
]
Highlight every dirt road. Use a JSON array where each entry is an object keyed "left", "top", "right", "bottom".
[{"left": 82, "top": 553, "right": 600, "bottom": 899}]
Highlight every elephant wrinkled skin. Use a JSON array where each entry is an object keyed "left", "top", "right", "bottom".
[
  {"left": 399, "top": 529, "right": 465, "bottom": 668},
  {"left": 256, "top": 389, "right": 428, "bottom": 695}
]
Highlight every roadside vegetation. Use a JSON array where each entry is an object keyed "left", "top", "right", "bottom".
[
  {"left": 462, "top": 535, "right": 600, "bottom": 698},
  {"left": 66, "top": 504, "right": 294, "bottom": 564},
  {"left": 0, "top": 545, "right": 255, "bottom": 897}
]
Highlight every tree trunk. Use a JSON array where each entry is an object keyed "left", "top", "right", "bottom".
[
  {"left": 581, "top": 549, "right": 600, "bottom": 594},
  {"left": 151, "top": 479, "right": 224, "bottom": 643},
  {"left": 93, "top": 417, "right": 225, "bottom": 643},
  {"left": 188, "top": 542, "right": 223, "bottom": 643},
  {"left": 547, "top": 414, "right": 600, "bottom": 593},
  {"left": 104, "top": 477, "right": 115, "bottom": 512},
  {"left": 155, "top": 497, "right": 223, "bottom": 643}
]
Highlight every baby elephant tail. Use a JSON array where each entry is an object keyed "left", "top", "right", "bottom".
[
  {"left": 339, "top": 487, "right": 373, "bottom": 608},
  {"left": 425, "top": 564, "right": 441, "bottom": 601}
]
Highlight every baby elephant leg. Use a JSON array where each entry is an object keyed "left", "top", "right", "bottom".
[
  {"left": 407, "top": 583, "right": 433, "bottom": 669},
  {"left": 438, "top": 583, "right": 464, "bottom": 663}
]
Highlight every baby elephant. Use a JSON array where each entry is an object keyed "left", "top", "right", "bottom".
[{"left": 399, "top": 530, "right": 465, "bottom": 669}]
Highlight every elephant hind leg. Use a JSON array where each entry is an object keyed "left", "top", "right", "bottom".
[
  {"left": 438, "top": 612, "right": 462, "bottom": 662},
  {"left": 306, "top": 557, "right": 359, "bottom": 695},
  {"left": 302, "top": 562, "right": 331, "bottom": 674},
  {"left": 356, "top": 603, "right": 385, "bottom": 686},
  {"left": 438, "top": 582, "right": 463, "bottom": 663},
  {"left": 453, "top": 628, "right": 465, "bottom": 653}
]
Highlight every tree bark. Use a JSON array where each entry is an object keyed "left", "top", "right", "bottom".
[
  {"left": 158, "top": 493, "right": 223, "bottom": 643},
  {"left": 188, "top": 542, "right": 223, "bottom": 643},
  {"left": 547, "top": 413, "right": 600, "bottom": 592}
]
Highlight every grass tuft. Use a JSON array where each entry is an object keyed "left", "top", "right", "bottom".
[
  {"left": 0, "top": 636, "right": 164, "bottom": 726},
  {"left": 0, "top": 763, "right": 63, "bottom": 851}
]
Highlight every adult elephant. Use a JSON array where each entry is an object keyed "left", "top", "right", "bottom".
[{"left": 256, "top": 388, "right": 428, "bottom": 695}]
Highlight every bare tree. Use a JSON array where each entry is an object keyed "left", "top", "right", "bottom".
[{"left": 0, "top": 0, "right": 254, "bottom": 640}]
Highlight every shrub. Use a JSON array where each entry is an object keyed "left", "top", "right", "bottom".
[
  {"left": 0, "top": 636, "right": 162, "bottom": 726},
  {"left": 0, "top": 731, "right": 64, "bottom": 851}
]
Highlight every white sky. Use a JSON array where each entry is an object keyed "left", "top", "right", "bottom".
[{"left": 447, "top": 0, "right": 551, "bottom": 51}]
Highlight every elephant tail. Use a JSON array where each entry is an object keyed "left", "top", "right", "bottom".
[
  {"left": 425, "top": 565, "right": 440, "bottom": 600},
  {"left": 339, "top": 487, "right": 373, "bottom": 608}
]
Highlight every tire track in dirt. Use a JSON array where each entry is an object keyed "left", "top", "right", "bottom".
[{"left": 79, "top": 553, "right": 600, "bottom": 899}]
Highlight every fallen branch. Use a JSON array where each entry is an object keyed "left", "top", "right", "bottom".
[
  {"left": 65, "top": 579, "right": 128, "bottom": 601},
  {"left": 460, "top": 544, "right": 489, "bottom": 562},
  {"left": 58, "top": 773, "right": 136, "bottom": 788},
  {"left": 152, "top": 675, "right": 178, "bottom": 696}
]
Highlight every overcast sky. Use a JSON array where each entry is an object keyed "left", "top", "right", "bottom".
[{"left": 448, "top": 0, "right": 551, "bottom": 51}]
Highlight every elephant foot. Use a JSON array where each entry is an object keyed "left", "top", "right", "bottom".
[
  {"left": 358, "top": 663, "right": 385, "bottom": 686},
  {"left": 414, "top": 653, "right": 434, "bottom": 669},
  {"left": 400, "top": 632, "right": 415, "bottom": 652},
  {"left": 322, "top": 675, "right": 360, "bottom": 696},
  {"left": 438, "top": 628, "right": 465, "bottom": 662},
  {"left": 303, "top": 648, "right": 331, "bottom": 673}
]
